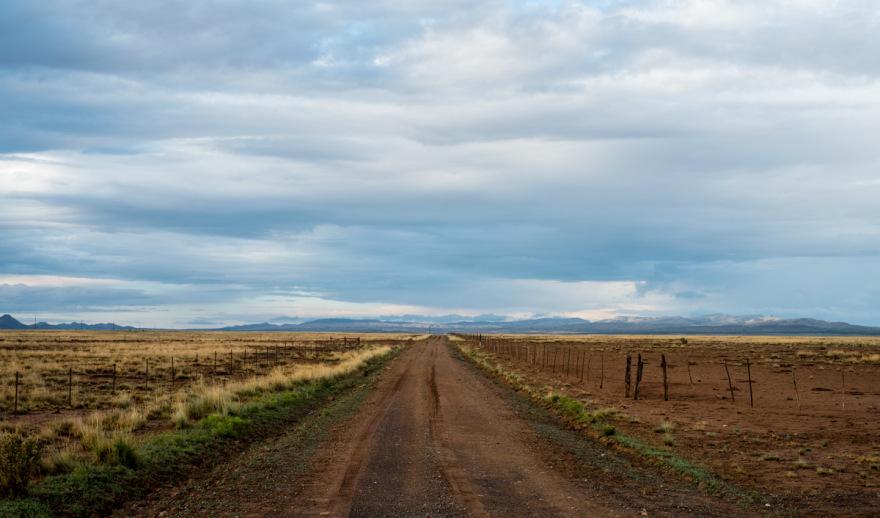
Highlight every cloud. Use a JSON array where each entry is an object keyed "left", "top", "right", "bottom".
[{"left": 1, "top": 1, "right": 879, "bottom": 325}]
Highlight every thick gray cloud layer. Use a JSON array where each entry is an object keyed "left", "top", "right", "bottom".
[{"left": 1, "top": 1, "right": 879, "bottom": 326}]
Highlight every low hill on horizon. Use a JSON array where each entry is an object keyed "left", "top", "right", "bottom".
[{"left": 2, "top": 313, "right": 879, "bottom": 335}]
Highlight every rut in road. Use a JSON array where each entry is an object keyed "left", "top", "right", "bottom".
[{"left": 296, "top": 336, "right": 617, "bottom": 517}]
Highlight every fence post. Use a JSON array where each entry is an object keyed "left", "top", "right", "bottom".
[
  {"left": 634, "top": 354, "right": 643, "bottom": 400},
  {"left": 13, "top": 372, "right": 20, "bottom": 414},
  {"left": 112, "top": 363, "right": 117, "bottom": 395},
  {"left": 723, "top": 362, "right": 735, "bottom": 403},
  {"left": 625, "top": 353, "right": 632, "bottom": 397},
  {"left": 792, "top": 368, "right": 801, "bottom": 409},
  {"left": 687, "top": 359, "right": 694, "bottom": 385},
  {"left": 68, "top": 367, "right": 73, "bottom": 407},
  {"left": 145, "top": 358, "right": 149, "bottom": 389},
  {"left": 745, "top": 358, "right": 754, "bottom": 408},
  {"left": 170, "top": 356, "right": 175, "bottom": 388},
  {"left": 661, "top": 354, "right": 669, "bottom": 401},
  {"left": 599, "top": 350, "right": 605, "bottom": 389},
  {"left": 579, "top": 351, "right": 586, "bottom": 382}
]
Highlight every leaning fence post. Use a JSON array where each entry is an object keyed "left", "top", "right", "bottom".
[
  {"left": 661, "top": 354, "right": 669, "bottom": 401},
  {"left": 723, "top": 362, "right": 735, "bottom": 403},
  {"left": 792, "top": 368, "right": 801, "bottom": 409},
  {"left": 625, "top": 353, "right": 632, "bottom": 397}
]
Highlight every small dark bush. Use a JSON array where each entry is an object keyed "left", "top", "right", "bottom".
[{"left": 0, "top": 433, "right": 44, "bottom": 496}]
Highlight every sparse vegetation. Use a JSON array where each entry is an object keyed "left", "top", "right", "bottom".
[
  {"left": 0, "top": 333, "right": 400, "bottom": 515},
  {"left": 455, "top": 333, "right": 880, "bottom": 512},
  {"left": 0, "top": 433, "right": 43, "bottom": 496}
]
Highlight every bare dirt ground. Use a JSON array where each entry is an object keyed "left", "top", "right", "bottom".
[
  {"left": 128, "top": 336, "right": 752, "bottom": 517},
  {"left": 469, "top": 335, "right": 880, "bottom": 516}
]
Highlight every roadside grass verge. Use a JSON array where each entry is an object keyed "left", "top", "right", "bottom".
[
  {"left": 456, "top": 343, "right": 754, "bottom": 503},
  {"left": 0, "top": 347, "right": 398, "bottom": 517}
]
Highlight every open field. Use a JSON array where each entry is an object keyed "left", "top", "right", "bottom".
[
  {"left": 0, "top": 331, "right": 419, "bottom": 416},
  {"left": 0, "top": 330, "right": 413, "bottom": 508},
  {"left": 456, "top": 334, "right": 880, "bottom": 514}
]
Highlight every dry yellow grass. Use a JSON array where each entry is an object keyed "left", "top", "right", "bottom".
[
  {"left": 26, "top": 344, "right": 394, "bottom": 469},
  {"left": 0, "top": 331, "right": 416, "bottom": 413}
]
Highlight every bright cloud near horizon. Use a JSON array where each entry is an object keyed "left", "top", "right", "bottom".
[{"left": 2, "top": 1, "right": 879, "bottom": 328}]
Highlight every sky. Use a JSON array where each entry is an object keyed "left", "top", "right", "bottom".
[{"left": 1, "top": 0, "right": 879, "bottom": 328}]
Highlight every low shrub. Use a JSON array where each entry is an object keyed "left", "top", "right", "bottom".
[
  {"left": 0, "top": 433, "right": 44, "bottom": 497},
  {"left": 201, "top": 415, "right": 248, "bottom": 438}
]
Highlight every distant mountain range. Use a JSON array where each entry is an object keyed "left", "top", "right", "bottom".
[
  {"left": 0, "top": 314, "right": 137, "bottom": 331},
  {"left": 1, "top": 313, "right": 879, "bottom": 335}
]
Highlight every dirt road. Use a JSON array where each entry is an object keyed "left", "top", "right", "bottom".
[
  {"left": 295, "top": 336, "right": 617, "bottom": 517},
  {"left": 133, "top": 337, "right": 746, "bottom": 517}
]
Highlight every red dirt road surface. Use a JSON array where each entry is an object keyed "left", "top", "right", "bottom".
[{"left": 130, "top": 337, "right": 747, "bottom": 517}]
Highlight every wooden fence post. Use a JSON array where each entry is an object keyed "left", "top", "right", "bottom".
[
  {"left": 723, "top": 362, "right": 735, "bottom": 403},
  {"left": 661, "top": 354, "right": 669, "bottom": 401},
  {"left": 634, "top": 354, "right": 643, "bottom": 400},
  {"left": 68, "top": 367, "right": 73, "bottom": 407},
  {"left": 579, "top": 351, "right": 586, "bottom": 382},
  {"left": 13, "top": 372, "right": 20, "bottom": 414},
  {"left": 625, "top": 353, "right": 632, "bottom": 397},
  {"left": 792, "top": 368, "right": 800, "bottom": 410},
  {"left": 112, "top": 363, "right": 117, "bottom": 395},
  {"left": 745, "top": 358, "right": 754, "bottom": 408},
  {"left": 145, "top": 359, "right": 149, "bottom": 389},
  {"left": 687, "top": 359, "right": 694, "bottom": 385},
  {"left": 170, "top": 356, "right": 175, "bottom": 388},
  {"left": 841, "top": 368, "right": 846, "bottom": 410}
]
